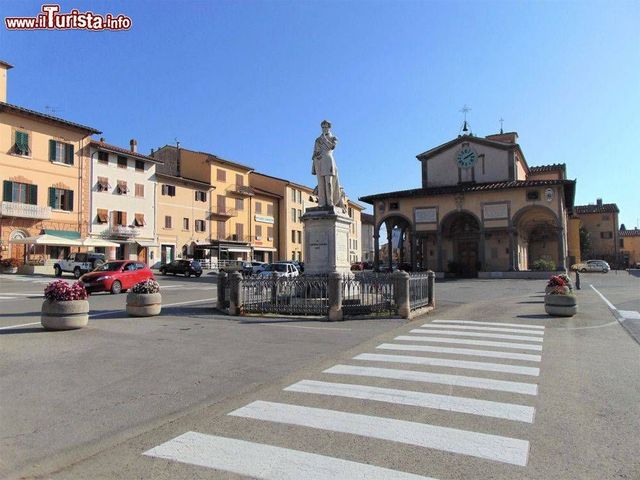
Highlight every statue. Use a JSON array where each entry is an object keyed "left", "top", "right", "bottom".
[{"left": 312, "top": 120, "right": 342, "bottom": 209}]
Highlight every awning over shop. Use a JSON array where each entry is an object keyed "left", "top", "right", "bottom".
[
  {"left": 252, "top": 247, "right": 277, "bottom": 252},
  {"left": 227, "top": 247, "right": 252, "bottom": 253},
  {"left": 10, "top": 234, "right": 82, "bottom": 246},
  {"left": 136, "top": 240, "right": 159, "bottom": 247},
  {"left": 42, "top": 229, "right": 81, "bottom": 239},
  {"left": 81, "top": 237, "right": 120, "bottom": 247}
]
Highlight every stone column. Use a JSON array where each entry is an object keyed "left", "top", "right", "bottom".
[
  {"left": 508, "top": 228, "right": 516, "bottom": 271},
  {"left": 387, "top": 229, "right": 393, "bottom": 271},
  {"left": 436, "top": 231, "right": 443, "bottom": 272},
  {"left": 216, "top": 271, "right": 228, "bottom": 311},
  {"left": 478, "top": 228, "right": 485, "bottom": 272},
  {"left": 393, "top": 270, "right": 410, "bottom": 319},
  {"left": 328, "top": 271, "right": 343, "bottom": 321},
  {"left": 557, "top": 227, "right": 566, "bottom": 271},
  {"left": 229, "top": 271, "right": 243, "bottom": 316},
  {"left": 410, "top": 230, "right": 417, "bottom": 271},
  {"left": 399, "top": 229, "right": 405, "bottom": 266},
  {"left": 374, "top": 230, "right": 380, "bottom": 271}
]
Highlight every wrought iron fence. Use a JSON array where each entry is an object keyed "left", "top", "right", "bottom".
[
  {"left": 342, "top": 273, "right": 397, "bottom": 316},
  {"left": 409, "top": 272, "right": 432, "bottom": 310},
  {"left": 241, "top": 275, "right": 329, "bottom": 315}
]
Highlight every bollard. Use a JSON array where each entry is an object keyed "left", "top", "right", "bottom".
[
  {"left": 216, "top": 271, "right": 228, "bottom": 311},
  {"left": 328, "top": 271, "right": 344, "bottom": 321},
  {"left": 229, "top": 271, "right": 243, "bottom": 315},
  {"left": 427, "top": 270, "right": 436, "bottom": 307},
  {"left": 575, "top": 270, "right": 581, "bottom": 290},
  {"left": 393, "top": 270, "right": 410, "bottom": 319}
]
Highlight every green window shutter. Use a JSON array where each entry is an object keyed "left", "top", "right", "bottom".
[
  {"left": 49, "top": 187, "right": 56, "bottom": 208},
  {"left": 49, "top": 140, "right": 57, "bottom": 161},
  {"left": 28, "top": 184, "right": 38, "bottom": 205},
  {"left": 66, "top": 190, "right": 74, "bottom": 211},
  {"left": 3, "top": 180, "right": 12, "bottom": 202},
  {"left": 65, "top": 144, "right": 74, "bottom": 165}
]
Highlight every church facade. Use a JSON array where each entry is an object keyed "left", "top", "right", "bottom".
[{"left": 360, "top": 132, "right": 576, "bottom": 276}]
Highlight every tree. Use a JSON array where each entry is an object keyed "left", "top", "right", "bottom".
[{"left": 579, "top": 226, "right": 592, "bottom": 259}]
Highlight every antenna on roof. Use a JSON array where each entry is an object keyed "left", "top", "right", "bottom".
[
  {"left": 499, "top": 117, "right": 504, "bottom": 134},
  {"left": 459, "top": 105, "right": 471, "bottom": 136},
  {"left": 44, "top": 105, "right": 63, "bottom": 115},
  {"left": 175, "top": 137, "right": 180, "bottom": 149}
]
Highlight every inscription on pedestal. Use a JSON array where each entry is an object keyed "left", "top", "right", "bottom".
[
  {"left": 308, "top": 231, "right": 329, "bottom": 264},
  {"left": 336, "top": 232, "right": 348, "bottom": 263}
]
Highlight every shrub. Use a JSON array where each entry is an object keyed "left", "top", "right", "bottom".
[
  {"left": 531, "top": 259, "right": 556, "bottom": 271},
  {"left": 44, "top": 280, "right": 88, "bottom": 301},
  {"left": 1, "top": 258, "right": 23, "bottom": 268},
  {"left": 132, "top": 279, "right": 160, "bottom": 294}
]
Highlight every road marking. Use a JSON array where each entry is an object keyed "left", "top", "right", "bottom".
[
  {"left": 0, "top": 296, "right": 16, "bottom": 300},
  {"left": 354, "top": 353, "right": 540, "bottom": 376},
  {"left": 144, "top": 432, "right": 437, "bottom": 480},
  {"left": 377, "top": 343, "right": 541, "bottom": 362},
  {"left": 395, "top": 335, "right": 543, "bottom": 351},
  {"left": 285, "top": 379, "right": 535, "bottom": 423},
  {"left": 324, "top": 365, "right": 538, "bottom": 396},
  {"left": 589, "top": 285, "right": 616, "bottom": 309},
  {"left": 432, "top": 320, "right": 545, "bottom": 330},
  {"left": 229, "top": 401, "right": 530, "bottom": 466},
  {"left": 0, "top": 292, "right": 43, "bottom": 296},
  {"left": 261, "top": 323, "right": 352, "bottom": 331},
  {"left": 90, "top": 298, "right": 214, "bottom": 318},
  {"left": 419, "top": 324, "right": 544, "bottom": 335},
  {"left": 410, "top": 329, "right": 544, "bottom": 343},
  {"left": 0, "top": 321, "right": 40, "bottom": 330}
]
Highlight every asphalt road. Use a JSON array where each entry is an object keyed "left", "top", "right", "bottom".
[{"left": 1, "top": 271, "right": 639, "bottom": 479}]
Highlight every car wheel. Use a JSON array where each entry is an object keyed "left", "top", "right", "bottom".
[
  {"left": 54, "top": 265, "right": 62, "bottom": 277},
  {"left": 185, "top": 271, "right": 191, "bottom": 278},
  {"left": 196, "top": 273, "right": 202, "bottom": 277},
  {"left": 110, "top": 280, "right": 122, "bottom": 294},
  {"left": 580, "top": 268, "right": 587, "bottom": 273},
  {"left": 160, "top": 269, "right": 166, "bottom": 275},
  {"left": 73, "top": 267, "right": 82, "bottom": 279}
]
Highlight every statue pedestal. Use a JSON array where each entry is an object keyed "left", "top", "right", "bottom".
[{"left": 302, "top": 206, "right": 353, "bottom": 275}]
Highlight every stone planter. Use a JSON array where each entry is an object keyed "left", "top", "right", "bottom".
[
  {"left": 41, "top": 299, "right": 90, "bottom": 330},
  {"left": 126, "top": 292, "right": 162, "bottom": 317},
  {"left": 544, "top": 293, "right": 577, "bottom": 317}
]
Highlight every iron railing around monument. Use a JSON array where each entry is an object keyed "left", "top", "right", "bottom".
[
  {"left": 341, "top": 272, "right": 397, "bottom": 316},
  {"left": 241, "top": 274, "right": 329, "bottom": 315},
  {"left": 409, "top": 272, "right": 432, "bottom": 311}
]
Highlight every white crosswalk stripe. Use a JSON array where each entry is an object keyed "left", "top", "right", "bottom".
[
  {"left": 410, "top": 329, "right": 544, "bottom": 342},
  {"left": 377, "top": 342, "right": 542, "bottom": 362},
  {"left": 353, "top": 353, "right": 540, "bottom": 376},
  {"left": 418, "top": 324, "right": 545, "bottom": 335},
  {"left": 145, "top": 432, "right": 438, "bottom": 480},
  {"left": 395, "top": 335, "right": 543, "bottom": 351},
  {"left": 432, "top": 320, "right": 545, "bottom": 330},
  {"left": 144, "top": 317, "right": 547, "bottom": 477}
]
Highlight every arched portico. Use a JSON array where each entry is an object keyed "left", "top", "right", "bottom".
[
  {"left": 439, "top": 210, "right": 482, "bottom": 276},
  {"left": 374, "top": 214, "right": 415, "bottom": 271},
  {"left": 512, "top": 206, "right": 564, "bottom": 270}
]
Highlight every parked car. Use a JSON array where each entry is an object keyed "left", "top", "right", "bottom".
[
  {"left": 241, "top": 261, "right": 267, "bottom": 276},
  {"left": 351, "top": 262, "right": 365, "bottom": 271},
  {"left": 571, "top": 260, "right": 610, "bottom": 273},
  {"left": 79, "top": 260, "right": 155, "bottom": 294},
  {"left": 54, "top": 252, "right": 106, "bottom": 278},
  {"left": 258, "top": 262, "right": 300, "bottom": 278},
  {"left": 159, "top": 259, "right": 202, "bottom": 277}
]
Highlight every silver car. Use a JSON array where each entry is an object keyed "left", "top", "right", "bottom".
[{"left": 573, "top": 260, "right": 610, "bottom": 273}]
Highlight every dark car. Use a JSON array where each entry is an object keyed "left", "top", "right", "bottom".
[
  {"left": 79, "top": 261, "right": 155, "bottom": 294},
  {"left": 159, "top": 259, "right": 202, "bottom": 277}
]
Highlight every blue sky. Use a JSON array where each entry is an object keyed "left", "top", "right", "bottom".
[{"left": 2, "top": 0, "right": 639, "bottom": 227}]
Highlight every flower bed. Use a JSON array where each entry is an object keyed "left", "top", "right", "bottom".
[
  {"left": 544, "top": 274, "right": 577, "bottom": 317},
  {"left": 41, "top": 280, "right": 89, "bottom": 330},
  {"left": 127, "top": 279, "right": 161, "bottom": 317}
]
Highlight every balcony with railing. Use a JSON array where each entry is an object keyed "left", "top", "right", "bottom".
[
  {"left": 226, "top": 184, "right": 255, "bottom": 197},
  {"left": 1, "top": 201, "right": 52, "bottom": 219},
  {"left": 212, "top": 233, "right": 250, "bottom": 243},
  {"left": 210, "top": 207, "right": 238, "bottom": 218}
]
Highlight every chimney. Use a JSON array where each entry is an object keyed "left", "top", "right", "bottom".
[
  {"left": 130, "top": 139, "right": 137, "bottom": 153},
  {"left": 485, "top": 132, "right": 518, "bottom": 144},
  {"left": 99, "top": 137, "right": 106, "bottom": 143},
  {"left": 596, "top": 198, "right": 603, "bottom": 206},
  {"left": 0, "top": 60, "right": 14, "bottom": 103}
]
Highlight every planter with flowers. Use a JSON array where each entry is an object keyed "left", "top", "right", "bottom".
[
  {"left": 1, "top": 258, "right": 22, "bottom": 274},
  {"left": 126, "top": 279, "right": 162, "bottom": 317},
  {"left": 41, "top": 280, "right": 90, "bottom": 330},
  {"left": 544, "top": 274, "right": 577, "bottom": 317}
]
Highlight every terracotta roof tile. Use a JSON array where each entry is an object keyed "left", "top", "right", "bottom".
[
  {"left": 574, "top": 204, "right": 619, "bottom": 214},
  {"left": 619, "top": 229, "right": 640, "bottom": 237},
  {"left": 0, "top": 101, "right": 100, "bottom": 134},
  {"left": 90, "top": 140, "right": 163, "bottom": 164},
  {"left": 529, "top": 163, "right": 566, "bottom": 173}
]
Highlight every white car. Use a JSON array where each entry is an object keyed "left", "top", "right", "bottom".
[
  {"left": 571, "top": 260, "right": 610, "bottom": 273},
  {"left": 257, "top": 262, "right": 299, "bottom": 278}
]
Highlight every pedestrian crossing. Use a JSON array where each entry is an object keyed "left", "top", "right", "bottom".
[{"left": 144, "top": 318, "right": 547, "bottom": 478}]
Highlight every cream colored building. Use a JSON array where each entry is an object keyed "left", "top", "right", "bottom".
[
  {"left": 89, "top": 139, "right": 161, "bottom": 265},
  {"left": 361, "top": 212, "right": 375, "bottom": 262},
  {"left": 0, "top": 60, "right": 101, "bottom": 262},
  {"left": 360, "top": 131, "right": 576, "bottom": 275}
]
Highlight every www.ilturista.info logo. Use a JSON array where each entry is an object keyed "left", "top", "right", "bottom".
[{"left": 5, "top": 4, "right": 132, "bottom": 31}]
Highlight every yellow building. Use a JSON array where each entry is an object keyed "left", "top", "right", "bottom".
[
  {"left": 573, "top": 199, "right": 620, "bottom": 266},
  {"left": 360, "top": 131, "right": 576, "bottom": 276},
  {"left": 620, "top": 228, "right": 640, "bottom": 268},
  {"left": 0, "top": 60, "right": 101, "bottom": 263}
]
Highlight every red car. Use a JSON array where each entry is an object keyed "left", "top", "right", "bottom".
[{"left": 79, "top": 260, "right": 155, "bottom": 294}]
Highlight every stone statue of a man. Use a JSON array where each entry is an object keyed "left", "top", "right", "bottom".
[{"left": 312, "top": 120, "right": 341, "bottom": 208}]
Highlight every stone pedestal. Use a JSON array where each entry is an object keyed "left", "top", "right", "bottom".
[{"left": 302, "top": 206, "right": 353, "bottom": 275}]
